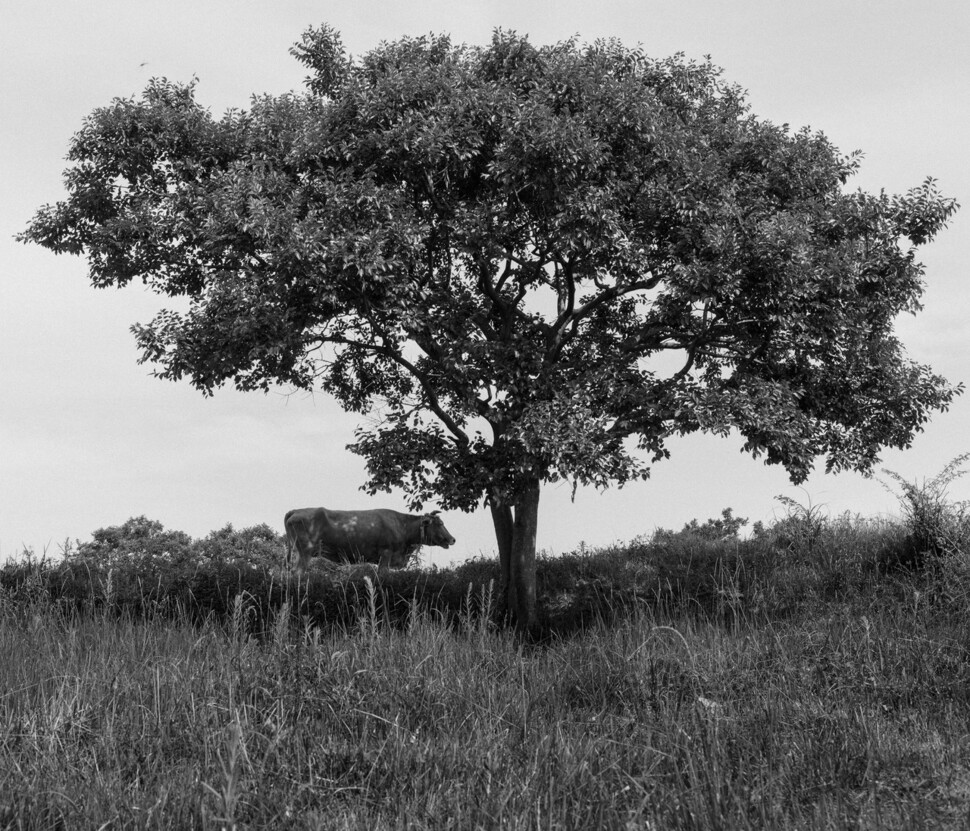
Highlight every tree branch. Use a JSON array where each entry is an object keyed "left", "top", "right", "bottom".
[
  {"left": 571, "top": 274, "right": 663, "bottom": 322},
  {"left": 545, "top": 271, "right": 665, "bottom": 362},
  {"left": 312, "top": 333, "right": 470, "bottom": 447}
]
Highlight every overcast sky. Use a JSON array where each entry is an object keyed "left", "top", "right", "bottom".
[{"left": 2, "top": 1, "right": 967, "bottom": 564}]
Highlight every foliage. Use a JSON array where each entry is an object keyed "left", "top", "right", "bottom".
[
  {"left": 194, "top": 522, "right": 285, "bottom": 569},
  {"left": 69, "top": 516, "right": 285, "bottom": 568},
  {"left": 880, "top": 452, "right": 970, "bottom": 568},
  {"left": 653, "top": 506, "right": 748, "bottom": 542},
  {"left": 772, "top": 492, "right": 828, "bottom": 559},
  {"left": 71, "top": 515, "right": 194, "bottom": 566},
  {"left": 21, "top": 27, "right": 960, "bottom": 516}
]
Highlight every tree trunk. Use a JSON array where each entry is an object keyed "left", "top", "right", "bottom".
[
  {"left": 490, "top": 501, "right": 513, "bottom": 604},
  {"left": 489, "top": 478, "right": 541, "bottom": 636}
]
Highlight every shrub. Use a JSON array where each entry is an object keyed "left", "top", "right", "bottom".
[
  {"left": 3, "top": 500, "right": 949, "bottom": 638},
  {"left": 193, "top": 523, "right": 286, "bottom": 569},
  {"left": 652, "top": 507, "right": 749, "bottom": 543},
  {"left": 70, "top": 516, "right": 195, "bottom": 568},
  {"left": 880, "top": 453, "right": 970, "bottom": 569}
]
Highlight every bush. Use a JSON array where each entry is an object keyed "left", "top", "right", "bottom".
[
  {"left": 5, "top": 498, "right": 959, "bottom": 638},
  {"left": 71, "top": 516, "right": 195, "bottom": 568},
  {"left": 881, "top": 453, "right": 970, "bottom": 569},
  {"left": 193, "top": 523, "right": 286, "bottom": 569},
  {"left": 651, "top": 507, "right": 749, "bottom": 542}
]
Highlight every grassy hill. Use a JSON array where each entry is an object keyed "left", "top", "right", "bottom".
[{"left": 2, "top": 466, "right": 970, "bottom": 828}]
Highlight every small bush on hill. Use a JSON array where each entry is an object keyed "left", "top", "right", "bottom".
[
  {"left": 194, "top": 523, "right": 284, "bottom": 569},
  {"left": 71, "top": 515, "right": 195, "bottom": 568},
  {"left": 881, "top": 453, "right": 970, "bottom": 569},
  {"left": 653, "top": 507, "right": 749, "bottom": 542}
]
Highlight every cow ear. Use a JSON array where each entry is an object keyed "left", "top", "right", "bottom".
[{"left": 421, "top": 516, "right": 432, "bottom": 527}]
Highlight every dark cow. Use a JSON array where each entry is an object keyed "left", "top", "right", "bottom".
[{"left": 284, "top": 507, "right": 456, "bottom": 574}]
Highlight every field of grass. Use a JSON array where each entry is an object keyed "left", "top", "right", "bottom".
[{"left": 3, "top": 486, "right": 970, "bottom": 829}]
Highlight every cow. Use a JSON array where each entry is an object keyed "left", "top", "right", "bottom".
[{"left": 284, "top": 507, "right": 456, "bottom": 575}]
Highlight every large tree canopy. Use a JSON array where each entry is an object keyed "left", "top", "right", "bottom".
[{"left": 23, "top": 26, "right": 959, "bottom": 631}]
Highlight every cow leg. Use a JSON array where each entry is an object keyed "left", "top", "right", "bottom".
[
  {"left": 294, "top": 546, "right": 309, "bottom": 577},
  {"left": 377, "top": 549, "right": 393, "bottom": 575},
  {"left": 286, "top": 532, "right": 310, "bottom": 578}
]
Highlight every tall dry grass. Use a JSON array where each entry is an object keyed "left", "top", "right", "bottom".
[
  {"left": 2, "top": 551, "right": 970, "bottom": 829},
  {"left": 6, "top": 463, "right": 970, "bottom": 829}
]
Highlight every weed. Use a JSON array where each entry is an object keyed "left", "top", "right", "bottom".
[{"left": 881, "top": 452, "right": 970, "bottom": 568}]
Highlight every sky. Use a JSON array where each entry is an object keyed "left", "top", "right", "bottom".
[{"left": 2, "top": 1, "right": 968, "bottom": 565}]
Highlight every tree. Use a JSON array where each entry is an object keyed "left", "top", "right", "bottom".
[{"left": 22, "top": 26, "right": 960, "bottom": 633}]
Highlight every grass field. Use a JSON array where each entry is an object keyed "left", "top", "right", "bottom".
[{"left": 3, "top": 488, "right": 970, "bottom": 829}]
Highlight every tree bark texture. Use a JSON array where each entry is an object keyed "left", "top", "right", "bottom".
[
  {"left": 489, "top": 478, "right": 540, "bottom": 635},
  {"left": 489, "top": 500, "right": 513, "bottom": 605}
]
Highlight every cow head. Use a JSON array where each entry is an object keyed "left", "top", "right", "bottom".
[{"left": 421, "top": 513, "right": 456, "bottom": 548}]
